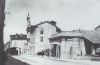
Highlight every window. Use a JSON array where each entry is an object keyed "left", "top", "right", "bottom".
[
  {"left": 14, "top": 42, "right": 16, "bottom": 46},
  {"left": 40, "top": 28, "right": 43, "bottom": 34},
  {"left": 40, "top": 36, "right": 43, "bottom": 42}
]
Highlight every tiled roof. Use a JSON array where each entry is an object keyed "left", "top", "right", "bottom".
[
  {"left": 78, "top": 30, "right": 100, "bottom": 44},
  {"left": 50, "top": 31, "right": 82, "bottom": 38},
  {"left": 27, "top": 21, "right": 61, "bottom": 34},
  {"left": 50, "top": 30, "right": 100, "bottom": 44},
  {"left": 95, "top": 25, "right": 100, "bottom": 30}
]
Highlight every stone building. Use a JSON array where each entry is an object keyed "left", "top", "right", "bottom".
[
  {"left": 26, "top": 14, "right": 61, "bottom": 54},
  {"left": 73, "top": 29, "right": 100, "bottom": 55},
  {"left": 10, "top": 33, "right": 27, "bottom": 55},
  {"left": 49, "top": 31, "right": 87, "bottom": 60},
  {"left": 49, "top": 26, "right": 100, "bottom": 60}
]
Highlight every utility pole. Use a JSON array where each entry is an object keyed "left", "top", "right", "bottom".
[{"left": 0, "top": 0, "right": 8, "bottom": 65}]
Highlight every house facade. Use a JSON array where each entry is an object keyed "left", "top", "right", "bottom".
[
  {"left": 27, "top": 21, "right": 61, "bottom": 54},
  {"left": 10, "top": 33, "right": 27, "bottom": 55},
  {"left": 26, "top": 14, "right": 61, "bottom": 54}
]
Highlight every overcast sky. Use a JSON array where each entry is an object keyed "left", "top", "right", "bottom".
[{"left": 4, "top": 0, "right": 100, "bottom": 43}]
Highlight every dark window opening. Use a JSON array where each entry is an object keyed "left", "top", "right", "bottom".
[
  {"left": 40, "top": 28, "right": 43, "bottom": 34},
  {"left": 40, "top": 36, "right": 43, "bottom": 42}
]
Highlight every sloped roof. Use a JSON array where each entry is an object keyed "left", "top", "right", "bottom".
[
  {"left": 37, "top": 21, "right": 61, "bottom": 32},
  {"left": 78, "top": 30, "right": 100, "bottom": 44},
  {"left": 27, "top": 21, "right": 61, "bottom": 34},
  {"left": 50, "top": 31, "right": 83, "bottom": 38},
  {"left": 72, "top": 30, "right": 100, "bottom": 44},
  {"left": 95, "top": 25, "right": 100, "bottom": 30},
  {"left": 50, "top": 30, "right": 100, "bottom": 44}
]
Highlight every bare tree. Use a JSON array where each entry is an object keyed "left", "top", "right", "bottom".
[{"left": 0, "top": 0, "right": 8, "bottom": 65}]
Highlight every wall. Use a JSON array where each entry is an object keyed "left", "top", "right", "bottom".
[
  {"left": 11, "top": 40, "right": 27, "bottom": 55},
  {"left": 50, "top": 37, "right": 86, "bottom": 60},
  {"left": 30, "top": 23, "right": 57, "bottom": 54},
  {"left": 61, "top": 38, "right": 86, "bottom": 60}
]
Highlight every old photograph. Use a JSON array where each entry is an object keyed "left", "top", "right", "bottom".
[{"left": 0, "top": 0, "right": 100, "bottom": 65}]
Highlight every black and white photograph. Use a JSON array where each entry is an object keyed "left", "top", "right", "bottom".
[{"left": 1, "top": 0, "right": 100, "bottom": 65}]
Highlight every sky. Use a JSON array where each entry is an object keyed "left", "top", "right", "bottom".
[{"left": 4, "top": 0, "right": 100, "bottom": 43}]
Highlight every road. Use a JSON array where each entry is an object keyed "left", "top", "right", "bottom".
[
  {"left": 5, "top": 55, "right": 29, "bottom": 65},
  {"left": 12, "top": 55, "right": 88, "bottom": 65},
  {"left": 5, "top": 55, "right": 100, "bottom": 65}
]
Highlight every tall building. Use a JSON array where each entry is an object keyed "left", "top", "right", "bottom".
[{"left": 26, "top": 14, "right": 61, "bottom": 54}]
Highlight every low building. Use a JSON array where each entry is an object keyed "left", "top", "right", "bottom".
[
  {"left": 95, "top": 25, "right": 100, "bottom": 31},
  {"left": 10, "top": 33, "right": 27, "bottom": 55},
  {"left": 49, "top": 31, "right": 90, "bottom": 60},
  {"left": 72, "top": 29, "right": 100, "bottom": 55},
  {"left": 49, "top": 28, "right": 100, "bottom": 60}
]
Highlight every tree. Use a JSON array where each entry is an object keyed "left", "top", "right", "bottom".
[{"left": 0, "top": 0, "right": 8, "bottom": 65}]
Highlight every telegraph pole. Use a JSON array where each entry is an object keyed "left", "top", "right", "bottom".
[{"left": 0, "top": 0, "right": 7, "bottom": 65}]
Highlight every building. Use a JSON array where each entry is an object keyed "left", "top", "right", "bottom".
[
  {"left": 49, "top": 27, "right": 100, "bottom": 60},
  {"left": 73, "top": 29, "right": 100, "bottom": 55},
  {"left": 95, "top": 25, "right": 100, "bottom": 31},
  {"left": 26, "top": 14, "right": 61, "bottom": 54},
  {"left": 10, "top": 33, "right": 27, "bottom": 55},
  {"left": 49, "top": 31, "right": 88, "bottom": 60},
  {"left": 26, "top": 14, "right": 100, "bottom": 60}
]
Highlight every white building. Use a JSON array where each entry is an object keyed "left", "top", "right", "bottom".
[
  {"left": 49, "top": 29, "right": 100, "bottom": 60},
  {"left": 10, "top": 33, "right": 27, "bottom": 55},
  {"left": 49, "top": 31, "right": 86, "bottom": 60},
  {"left": 26, "top": 14, "right": 61, "bottom": 54}
]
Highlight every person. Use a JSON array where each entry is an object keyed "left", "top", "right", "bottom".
[{"left": 41, "top": 50, "right": 44, "bottom": 57}]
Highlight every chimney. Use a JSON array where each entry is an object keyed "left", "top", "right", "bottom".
[{"left": 50, "top": 21, "right": 56, "bottom": 26}]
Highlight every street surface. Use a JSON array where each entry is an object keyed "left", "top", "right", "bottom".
[
  {"left": 5, "top": 55, "right": 29, "bottom": 65},
  {"left": 12, "top": 55, "right": 99, "bottom": 65},
  {"left": 5, "top": 55, "right": 100, "bottom": 65}
]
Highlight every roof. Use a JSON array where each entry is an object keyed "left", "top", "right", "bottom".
[
  {"left": 77, "top": 30, "right": 100, "bottom": 44},
  {"left": 71, "top": 30, "right": 100, "bottom": 44},
  {"left": 95, "top": 25, "right": 100, "bottom": 30},
  {"left": 27, "top": 21, "right": 61, "bottom": 34},
  {"left": 50, "top": 30, "right": 100, "bottom": 44},
  {"left": 10, "top": 33, "right": 27, "bottom": 40},
  {"left": 49, "top": 31, "right": 83, "bottom": 38}
]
